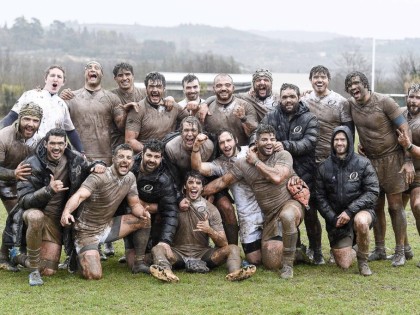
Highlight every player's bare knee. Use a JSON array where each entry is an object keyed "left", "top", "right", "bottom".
[
  {"left": 26, "top": 210, "right": 45, "bottom": 229},
  {"left": 80, "top": 251, "right": 102, "bottom": 280}
]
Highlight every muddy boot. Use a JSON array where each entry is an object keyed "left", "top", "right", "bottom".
[
  {"left": 368, "top": 247, "right": 387, "bottom": 261},
  {"left": 226, "top": 265, "right": 256, "bottom": 281},
  {"left": 391, "top": 245, "right": 406, "bottom": 267},
  {"left": 150, "top": 265, "right": 179, "bottom": 283},
  {"left": 357, "top": 251, "right": 372, "bottom": 276},
  {"left": 29, "top": 269, "right": 44, "bottom": 286},
  {"left": 132, "top": 256, "right": 151, "bottom": 274},
  {"left": 313, "top": 248, "right": 325, "bottom": 265},
  {"left": 280, "top": 231, "right": 297, "bottom": 280},
  {"left": 98, "top": 244, "right": 107, "bottom": 261},
  {"left": 387, "top": 245, "right": 414, "bottom": 261}
]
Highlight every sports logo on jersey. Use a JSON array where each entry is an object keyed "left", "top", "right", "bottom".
[{"left": 141, "top": 184, "right": 154, "bottom": 193}]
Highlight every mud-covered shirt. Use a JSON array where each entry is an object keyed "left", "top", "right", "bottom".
[{"left": 345, "top": 92, "right": 403, "bottom": 159}]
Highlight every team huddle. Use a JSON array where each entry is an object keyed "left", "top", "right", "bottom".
[{"left": 0, "top": 61, "right": 419, "bottom": 286}]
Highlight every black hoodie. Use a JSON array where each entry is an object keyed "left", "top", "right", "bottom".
[{"left": 315, "top": 126, "right": 379, "bottom": 230}]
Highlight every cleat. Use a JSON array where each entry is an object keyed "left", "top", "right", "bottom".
[
  {"left": 185, "top": 259, "right": 209, "bottom": 273},
  {"left": 104, "top": 242, "right": 115, "bottom": 257},
  {"left": 387, "top": 245, "right": 414, "bottom": 261},
  {"left": 368, "top": 248, "right": 387, "bottom": 261},
  {"left": 226, "top": 265, "right": 256, "bottom": 281},
  {"left": 29, "top": 270, "right": 44, "bottom": 286},
  {"left": 391, "top": 250, "right": 406, "bottom": 267},
  {"left": 358, "top": 261, "right": 372, "bottom": 276},
  {"left": 280, "top": 265, "right": 293, "bottom": 279},
  {"left": 313, "top": 251, "right": 326, "bottom": 265},
  {"left": 241, "top": 260, "right": 251, "bottom": 268},
  {"left": 294, "top": 244, "right": 311, "bottom": 264},
  {"left": 132, "top": 259, "right": 151, "bottom": 274},
  {"left": 58, "top": 256, "right": 70, "bottom": 270},
  {"left": 0, "top": 259, "right": 19, "bottom": 272},
  {"left": 150, "top": 265, "right": 179, "bottom": 283}
]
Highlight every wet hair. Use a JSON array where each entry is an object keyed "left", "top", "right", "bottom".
[
  {"left": 182, "top": 73, "right": 200, "bottom": 87},
  {"left": 255, "top": 124, "right": 276, "bottom": 140},
  {"left": 143, "top": 139, "right": 164, "bottom": 154},
  {"left": 213, "top": 73, "right": 233, "bottom": 85},
  {"left": 180, "top": 116, "right": 202, "bottom": 134},
  {"left": 408, "top": 83, "right": 420, "bottom": 95},
  {"left": 112, "top": 143, "right": 133, "bottom": 156},
  {"left": 184, "top": 170, "right": 207, "bottom": 186},
  {"left": 344, "top": 71, "right": 370, "bottom": 93},
  {"left": 309, "top": 65, "right": 331, "bottom": 80},
  {"left": 44, "top": 128, "right": 67, "bottom": 143},
  {"left": 144, "top": 72, "right": 166, "bottom": 88},
  {"left": 215, "top": 128, "right": 240, "bottom": 155},
  {"left": 45, "top": 65, "right": 66, "bottom": 83},
  {"left": 280, "top": 83, "right": 300, "bottom": 97},
  {"left": 113, "top": 62, "right": 134, "bottom": 77}
]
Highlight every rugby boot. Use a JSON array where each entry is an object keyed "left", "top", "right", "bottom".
[
  {"left": 132, "top": 257, "right": 151, "bottom": 274},
  {"left": 368, "top": 247, "right": 387, "bottom": 261},
  {"left": 29, "top": 270, "right": 44, "bottom": 286},
  {"left": 104, "top": 242, "right": 115, "bottom": 257},
  {"left": 281, "top": 231, "right": 297, "bottom": 279},
  {"left": 280, "top": 264, "right": 294, "bottom": 279},
  {"left": 226, "top": 265, "right": 256, "bottom": 281},
  {"left": 357, "top": 252, "right": 372, "bottom": 276},
  {"left": 387, "top": 245, "right": 414, "bottom": 261},
  {"left": 313, "top": 248, "right": 326, "bottom": 265},
  {"left": 58, "top": 256, "right": 70, "bottom": 270},
  {"left": 150, "top": 265, "right": 179, "bottom": 283},
  {"left": 391, "top": 246, "right": 406, "bottom": 267},
  {"left": 0, "top": 259, "right": 19, "bottom": 272}
]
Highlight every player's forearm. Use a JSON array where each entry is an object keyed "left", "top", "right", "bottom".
[
  {"left": 255, "top": 161, "right": 290, "bottom": 184},
  {"left": 208, "top": 229, "right": 228, "bottom": 247}
]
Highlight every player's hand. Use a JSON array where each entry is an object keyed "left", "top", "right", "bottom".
[
  {"left": 198, "top": 103, "right": 210, "bottom": 123},
  {"left": 179, "top": 198, "right": 190, "bottom": 212},
  {"left": 233, "top": 104, "right": 246, "bottom": 120},
  {"left": 194, "top": 214, "right": 211, "bottom": 233},
  {"left": 399, "top": 160, "right": 415, "bottom": 184},
  {"left": 122, "top": 102, "right": 140, "bottom": 113},
  {"left": 396, "top": 129, "right": 411, "bottom": 149},
  {"left": 336, "top": 212, "right": 350, "bottom": 227},
  {"left": 60, "top": 211, "right": 75, "bottom": 227},
  {"left": 60, "top": 88, "right": 74, "bottom": 101},
  {"left": 193, "top": 133, "right": 208, "bottom": 149},
  {"left": 90, "top": 164, "right": 106, "bottom": 174},
  {"left": 163, "top": 96, "right": 175, "bottom": 111},
  {"left": 273, "top": 141, "right": 284, "bottom": 152},
  {"left": 246, "top": 146, "right": 259, "bottom": 165},
  {"left": 14, "top": 162, "right": 32, "bottom": 181},
  {"left": 49, "top": 174, "right": 69, "bottom": 193}
]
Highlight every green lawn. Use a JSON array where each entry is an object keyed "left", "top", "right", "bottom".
[{"left": 0, "top": 205, "right": 419, "bottom": 315}]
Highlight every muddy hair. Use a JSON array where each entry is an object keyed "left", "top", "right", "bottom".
[
  {"left": 112, "top": 143, "right": 133, "bottom": 156},
  {"left": 184, "top": 170, "right": 207, "bottom": 186},
  {"left": 180, "top": 116, "right": 202, "bottom": 134},
  {"left": 45, "top": 65, "right": 66, "bottom": 82},
  {"left": 255, "top": 124, "right": 276, "bottom": 140},
  {"left": 280, "top": 83, "right": 300, "bottom": 97},
  {"left": 309, "top": 65, "right": 331, "bottom": 80},
  {"left": 182, "top": 73, "right": 200, "bottom": 87},
  {"left": 344, "top": 71, "right": 370, "bottom": 93},
  {"left": 143, "top": 139, "right": 164, "bottom": 154},
  {"left": 144, "top": 72, "right": 166, "bottom": 88},
  {"left": 408, "top": 83, "right": 420, "bottom": 95},
  {"left": 113, "top": 62, "right": 134, "bottom": 77}
]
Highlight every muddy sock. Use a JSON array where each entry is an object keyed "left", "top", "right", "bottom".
[{"left": 132, "top": 227, "right": 151, "bottom": 261}]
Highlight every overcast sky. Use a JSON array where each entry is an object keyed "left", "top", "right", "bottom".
[{"left": 1, "top": 0, "right": 418, "bottom": 40}]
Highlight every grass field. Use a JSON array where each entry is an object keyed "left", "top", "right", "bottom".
[{"left": 0, "top": 205, "right": 419, "bottom": 315}]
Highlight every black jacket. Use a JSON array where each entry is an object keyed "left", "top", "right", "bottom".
[
  {"left": 131, "top": 154, "right": 179, "bottom": 246},
  {"left": 315, "top": 126, "right": 379, "bottom": 230},
  {"left": 261, "top": 101, "right": 319, "bottom": 189},
  {"left": 4, "top": 141, "right": 104, "bottom": 247}
]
